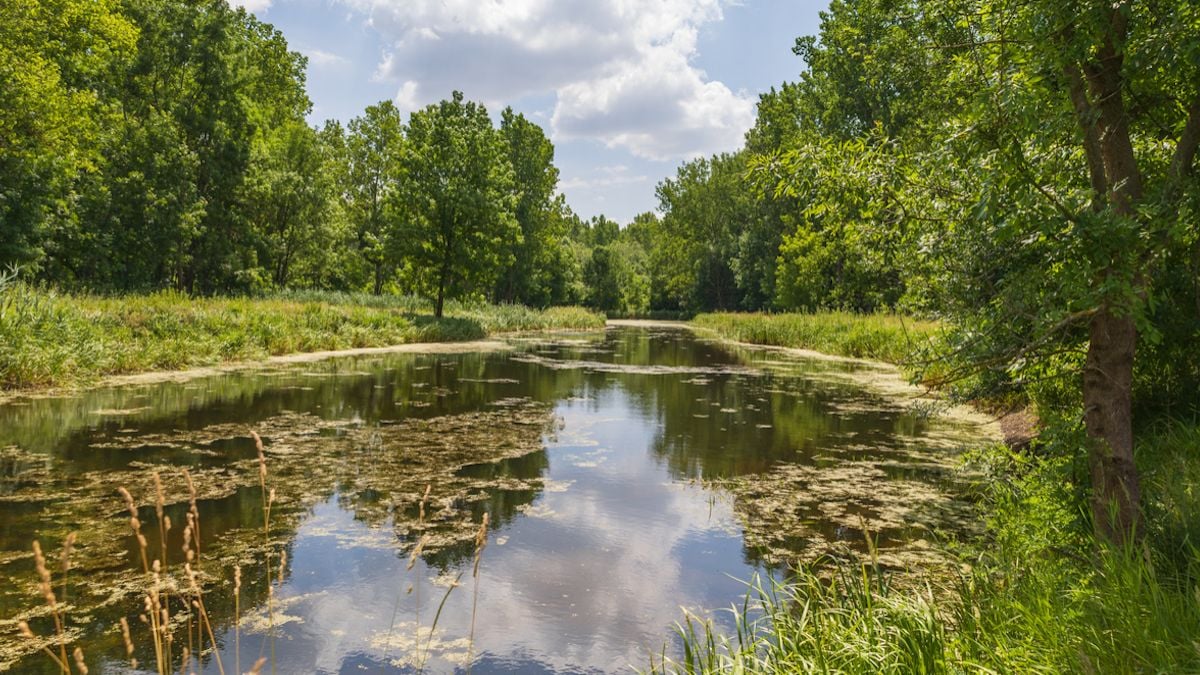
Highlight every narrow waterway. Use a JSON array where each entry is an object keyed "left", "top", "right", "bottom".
[{"left": 0, "top": 325, "right": 996, "bottom": 673}]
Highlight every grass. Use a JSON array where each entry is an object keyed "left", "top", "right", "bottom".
[
  {"left": 0, "top": 282, "right": 603, "bottom": 390},
  {"left": 649, "top": 421, "right": 1200, "bottom": 674},
  {"left": 691, "top": 312, "right": 939, "bottom": 365},
  {"left": 661, "top": 311, "right": 1200, "bottom": 673}
]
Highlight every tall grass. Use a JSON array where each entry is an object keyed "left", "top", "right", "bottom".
[
  {"left": 0, "top": 284, "right": 603, "bottom": 390},
  {"left": 691, "top": 312, "right": 939, "bottom": 365},
  {"left": 650, "top": 422, "right": 1200, "bottom": 674}
]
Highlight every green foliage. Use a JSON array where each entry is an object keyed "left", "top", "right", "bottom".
[
  {"left": 0, "top": 0, "right": 135, "bottom": 270},
  {"left": 652, "top": 153, "right": 755, "bottom": 312},
  {"left": 0, "top": 5, "right": 593, "bottom": 304},
  {"left": 579, "top": 216, "right": 651, "bottom": 314},
  {"left": 493, "top": 108, "right": 571, "bottom": 307},
  {"left": 396, "top": 92, "right": 519, "bottom": 316},
  {"left": 343, "top": 100, "right": 405, "bottom": 294},
  {"left": 652, "top": 426, "right": 1200, "bottom": 674}
]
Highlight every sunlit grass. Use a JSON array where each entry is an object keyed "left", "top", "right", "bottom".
[
  {"left": 691, "top": 312, "right": 939, "bottom": 365},
  {"left": 0, "top": 283, "right": 603, "bottom": 390},
  {"left": 649, "top": 423, "right": 1200, "bottom": 674}
]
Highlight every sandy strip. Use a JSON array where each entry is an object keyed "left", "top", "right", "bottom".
[{"left": 0, "top": 339, "right": 518, "bottom": 404}]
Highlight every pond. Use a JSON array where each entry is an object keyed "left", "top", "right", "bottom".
[{"left": 0, "top": 325, "right": 997, "bottom": 673}]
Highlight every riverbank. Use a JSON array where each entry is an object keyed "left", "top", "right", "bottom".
[
  {"left": 691, "top": 312, "right": 939, "bottom": 365},
  {"left": 654, "top": 311, "right": 1200, "bottom": 673},
  {"left": 0, "top": 285, "right": 603, "bottom": 393}
]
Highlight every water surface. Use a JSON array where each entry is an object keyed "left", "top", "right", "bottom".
[{"left": 0, "top": 326, "right": 994, "bottom": 673}]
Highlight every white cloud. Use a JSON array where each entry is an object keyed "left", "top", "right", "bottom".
[
  {"left": 304, "top": 49, "right": 350, "bottom": 67},
  {"left": 393, "top": 80, "right": 420, "bottom": 115},
  {"left": 338, "top": 0, "right": 754, "bottom": 160},
  {"left": 559, "top": 165, "right": 651, "bottom": 190},
  {"left": 229, "top": 0, "right": 272, "bottom": 13}
]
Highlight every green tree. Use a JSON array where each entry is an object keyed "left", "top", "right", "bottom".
[
  {"left": 0, "top": 0, "right": 135, "bottom": 271},
  {"left": 903, "top": 0, "right": 1200, "bottom": 542},
  {"left": 494, "top": 107, "right": 563, "bottom": 306},
  {"left": 654, "top": 154, "right": 749, "bottom": 311},
  {"left": 244, "top": 120, "right": 335, "bottom": 287},
  {"left": 396, "top": 92, "right": 518, "bottom": 317},
  {"left": 346, "top": 101, "right": 405, "bottom": 295}
]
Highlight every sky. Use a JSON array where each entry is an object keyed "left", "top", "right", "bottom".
[{"left": 232, "top": 0, "right": 830, "bottom": 224}]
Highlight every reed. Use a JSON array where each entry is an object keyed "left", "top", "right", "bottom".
[
  {"left": 13, "top": 426, "right": 505, "bottom": 674},
  {"left": 467, "top": 512, "right": 490, "bottom": 674}
]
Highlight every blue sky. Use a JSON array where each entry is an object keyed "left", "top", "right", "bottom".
[{"left": 235, "top": 0, "right": 829, "bottom": 224}]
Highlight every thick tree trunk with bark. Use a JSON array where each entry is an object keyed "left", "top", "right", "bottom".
[
  {"left": 1083, "top": 309, "right": 1141, "bottom": 543},
  {"left": 1069, "top": 7, "right": 1146, "bottom": 543}
]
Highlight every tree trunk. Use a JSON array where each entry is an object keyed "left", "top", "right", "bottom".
[
  {"left": 435, "top": 254, "right": 450, "bottom": 319},
  {"left": 1082, "top": 309, "right": 1141, "bottom": 543},
  {"left": 1076, "top": 8, "right": 1145, "bottom": 544}
]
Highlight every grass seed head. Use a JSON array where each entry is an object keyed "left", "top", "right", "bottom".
[
  {"left": 72, "top": 646, "right": 88, "bottom": 675},
  {"left": 61, "top": 532, "right": 77, "bottom": 573}
]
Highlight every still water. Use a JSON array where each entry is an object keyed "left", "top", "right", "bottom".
[{"left": 0, "top": 325, "right": 995, "bottom": 673}]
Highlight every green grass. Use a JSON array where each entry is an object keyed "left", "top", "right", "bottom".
[
  {"left": 691, "top": 312, "right": 939, "bottom": 365},
  {"left": 650, "top": 422, "right": 1200, "bottom": 674},
  {"left": 0, "top": 284, "right": 603, "bottom": 390}
]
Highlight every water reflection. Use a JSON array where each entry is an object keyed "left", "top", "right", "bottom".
[{"left": 0, "top": 326, "right": 995, "bottom": 673}]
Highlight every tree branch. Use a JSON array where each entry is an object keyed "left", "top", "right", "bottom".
[{"left": 1064, "top": 63, "right": 1108, "bottom": 210}]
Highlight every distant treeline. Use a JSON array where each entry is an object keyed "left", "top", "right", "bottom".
[{"left": 2, "top": 0, "right": 649, "bottom": 317}]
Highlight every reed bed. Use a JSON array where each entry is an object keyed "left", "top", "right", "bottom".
[{"left": 13, "top": 427, "right": 494, "bottom": 674}]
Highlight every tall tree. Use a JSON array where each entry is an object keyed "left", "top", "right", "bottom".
[
  {"left": 0, "top": 0, "right": 135, "bottom": 271},
  {"left": 494, "top": 107, "right": 561, "bottom": 306},
  {"left": 346, "top": 101, "right": 404, "bottom": 295},
  {"left": 907, "top": 0, "right": 1200, "bottom": 542},
  {"left": 396, "top": 92, "right": 518, "bottom": 317},
  {"left": 654, "top": 154, "right": 748, "bottom": 312},
  {"left": 244, "top": 120, "right": 334, "bottom": 287}
]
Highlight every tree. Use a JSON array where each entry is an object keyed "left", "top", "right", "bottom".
[
  {"left": 654, "top": 154, "right": 749, "bottom": 311},
  {"left": 0, "top": 0, "right": 135, "bottom": 271},
  {"left": 396, "top": 92, "right": 518, "bottom": 317},
  {"left": 244, "top": 120, "right": 335, "bottom": 287},
  {"left": 906, "top": 0, "right": 1200, "bottom": 543},
  {"left": 346, "top": 101, "right": 404, "bottom": 295},
  {"left": 494, "top": 107, "right": 562, "bottom": 306}
]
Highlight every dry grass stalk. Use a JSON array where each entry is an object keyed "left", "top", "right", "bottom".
[
  {"left": 71, "top": 646, "right": 87, "bottom": 675},
  {"left": 119, "top": 616, "right": 138, "bottom": 669},
  {"left": 184, "top": 562, "right": 225, "bottom": 675},
  {"left": 17, "top": 619, "right": 69, "bottom": 673},
  {"left": 32, "top": 540, "right": 70, "bottom": 672},
  {"left": 119, "top": 484, "right": 166, "bottom": 672},
  {"left": 467, "top": 512, "right": 490, "bottom": 673},
  {"left": 234, "top": 565, "right": 242, "bottom": 675},
  {"left": 252, "top": 430, "right": 278, "bottom": 674},
  {"left": 60, "top": 532, "right": 76, "bottom": 602}
]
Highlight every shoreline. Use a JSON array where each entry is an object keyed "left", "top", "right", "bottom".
[
  {"left": 0, "top": 329, "right": 598, "bottom": 405},
  {"left": 0, "top": 319, "right": 1022, "bottom": 446}
]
